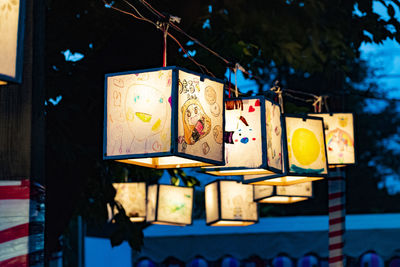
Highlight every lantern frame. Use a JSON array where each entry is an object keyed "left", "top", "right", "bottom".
[
  {"left": 146, "top": 184, "right": 194, "bottom": 226},
  {"left": 205, "top": 179, "right": 259, "bottom": 226},
  {"left": 309, "top": 112, "right": 356, "bottom": 167},
  {"left": 0, "top": 0, "right": 26, "bottom": 83},
  {"left": 111, "top": 182, "right": 147, "bottom": 222},
  {"left": 204, "top": 96, "right": 284, "bottom": 176},
  {"left": 242, "top": 114, "right": 329, "bottom": 185},
  {"left": 253, "top": 182, "right": 313, "bottom": 204},
  {"left": 103, "top": 66, "right": 226, "bottom": 168}
]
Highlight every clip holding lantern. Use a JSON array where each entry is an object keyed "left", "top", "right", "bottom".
[
  {"left": 253, "top": 181, "right": 313, "bottom": 204},
  {"left": 146, "top": 184, "right": 193, "bottom": 226},
  {"left": 242, "top": 114, "right": 328, "bottom": 186},
  {"left": 205, "top": 180, "right": 258, "bottom": 226},
  {"left": 103, "top": 66, "right": 225, "bottom": 168}
]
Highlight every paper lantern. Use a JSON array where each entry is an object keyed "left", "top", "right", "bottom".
[
  {"left": 111, "top": 182, "right": 146, "bottom": 222},
  {"left": 253, "top": 182, "right": 312, "bottom": 204},
  {"left": 205, "top": 180, "right": 258, "bottom": 226},
  {"left": 297, "top": 255, "right": 319, "bottom": 267},
  {"left": 243, "top": 114, "right": 328, "bottom": 186},
  {"left": 0, "top": 0, "right": 25, "bottom": 83},
  {"left": 204, "top": 96, "right": 284, "bottom": 176},
  {"left": 103, "top": 66, "right": 225, "bottom": 168},
  {"left": 188, "top": 258, "right": 209, "bottom": 267},
  {"left": 272, "top": 256, "right": 293, "bottom": 267},
  {"left": 221, "top": 257, "right": 240, "bottom": 267},
  {"left": 311, "top": 113, "right": 355, "bottom": 166},
  {"left": 146, "top": 184, "right": 193, "bottom": 226}
]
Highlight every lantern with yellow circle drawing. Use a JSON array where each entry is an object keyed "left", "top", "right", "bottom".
[
  {"left": 203, "top": 96, "right": 284, "bottom": 176},
  {"left": 0, "top": 0, "right": 25, "bottom": 84},
  {"left": 243, "top": 114, "right": 328, "bottom": 186},
  {"left": 103, "top": 66, "right": 225, "bottom": 168},
  {"left": 253, "top": 181, "right": 313, "bottom": 204},
  {"left": 310, "top": 113, "right": 355, "bottom": 166},
  {"left": 146, "top": 184, "right": 193, "bottom": 226},
  {"left": 205, "top": 180, "right": 258, "bottom": 226}
]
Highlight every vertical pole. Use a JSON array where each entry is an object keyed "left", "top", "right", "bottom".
[
  {"left": 162, "top": 24, "right": 167, "bottom": 67},
  {"left": 328, "top": 167, "right": 346, "bottom": 267}
]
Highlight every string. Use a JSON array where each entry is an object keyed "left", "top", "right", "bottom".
[
  {"left": 162, "top": 22, "right": 169, "bottom": 67},
  {"left": 234, "top": 64, "right": 239, "bottom": 98},
  {"left": 228, "top": 67, "right": 232, "bottom": 98}
]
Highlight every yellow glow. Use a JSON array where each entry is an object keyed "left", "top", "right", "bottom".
[
  {"left": 205, "top": 168, "right": 274, "bottom": 176},
  {"left": 292, "top": 128, "right": 320, "bottom": 165},
  {"left": 118, "top": 156, "right": 212, "bottom": 169},
  {"left": 247, "top": 176, "right": 323, "bottom": 186},
  {"left": 0, "top": 81, "right": 7, "bottom": 86},
  {"left": 210, "top": 220, "right": 256, "bottom": 226},
  {"left": 129, "top": 217, "right": 146, "bottom": 222},
  {"left": 258, "top": 196, "right": 308, "bottom": 204}
]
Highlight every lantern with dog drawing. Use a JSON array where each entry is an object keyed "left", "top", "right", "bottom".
[{"left": 103, "top": 66, "right": 225, "bottom": 168}]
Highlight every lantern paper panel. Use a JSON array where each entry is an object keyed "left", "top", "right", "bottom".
[
  {"left": 0, "top": 0, "right": 24, "bottom": 83},
  {"left": 243, "top": 173, "right": 323, "bottom": 186},
  {"left": 104, "top": 67, "right": 225, "bottom": 168},
  {"left": 112, "top": 183, "right": 146, "bottom": 222},
  {"left": 285, "top": 116, "right": 328, "bottom": 175},
  {"left": 177, "top": 70, "right": 224, "bottom": 162},
  {"left": 311, "top": 113, "right": 355, "bottom": 165},
  {"left": 205, "top": 180, "right": 258, "bottom": 226},
  {"left": 146, "top": 184, "right": 193, "bottom": 226},
  {"left": 204, "top": 97, "right": 283, "bottom": 176},
  {"left": 254, "top": 182, "right": 312, "bottom": 204}
]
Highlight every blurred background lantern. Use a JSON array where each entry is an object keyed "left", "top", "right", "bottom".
[
  {"left": 146, "top": 184, "right": 193, "bottom": 226},
  {"left": 109, "top": 182, "right": 146, "bottom": 222},
  {"left": 272, "top": 255, "right": 294, "bottom": 267},
  {"left": 205, "top": 180, "right": 258, "bottom": 226},
  {"left": 0, "top": 0, "right": 25, "bottom": 83},
  {"left": 136, "top": 258, "right": 157, "bottom": 267},
  {"left": 243, "top": 114, "right": 328, "bottom": 186},
  {"left": 253, "top": 182, "right": 313, "bottom": 204},
  {"left": 221, "top": 256, "right": 240, "bottom": 267},
  {"left": 311, "top": 113, "right": 355, "bottom": 166},
  {"left": 360, "top": 252, "right": 384, "bottom": 267},
  {"left": 188, "top": 257, "right": 209, "bottom": 267},
  {"left": 104, "top": 66, "right": 225, "bottom": 168},
  {"left": 296, "top": 254, "right": 319, "bottom": 267},
  {"left": 389, "top": 257, "right": 400, "bottom": 267},
  {"left": 204, "top": 97, "right": 284, "bottom": 176}
]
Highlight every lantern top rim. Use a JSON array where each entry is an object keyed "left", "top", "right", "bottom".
[
  {"left": 283, "top": 113, "right": 325, "bottom": 122},
  {"left": 104, "top": 65, "right": 225, "bottom": 84}
]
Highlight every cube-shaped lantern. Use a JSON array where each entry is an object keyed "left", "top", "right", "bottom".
[
  {"left": 0, "top": 0, "right": 25, "bottom": 83},
  {"left": 243, "top": 114, "right": 328, "bottom": 186},
  {"left": 111, "top": 182, "right": 147, "bottom": 222},
  {"left": 254, "top": 182, "right": 313, "bottom": 204},
  {"left": 204, "top": 96, "right": 283, "bottom": 176},
  {"left": 104, "top": 66, "right": 225, "bottom": 168},
  {"left": 205, "top": 180, "right": 258, "bottom": 226},
  {"left": 146, "top": 184, "right": 193, "bottom": 226},
  {"left": 311, "top": 113, "right": 355, "bottom": 166}
]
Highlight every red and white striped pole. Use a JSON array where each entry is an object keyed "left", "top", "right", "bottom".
[{"left": 328, "top": 167, "right": 346, "bottom": 267}]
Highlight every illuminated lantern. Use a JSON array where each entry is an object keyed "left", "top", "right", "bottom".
[
  {"left": 104, "top": 67, "right": 225, "bottom": 168},
  {"left": 146, "top": 184, "right": 193, "bottom": 226},
  {"left": 111, "top": 182, "right": 146, "bottom": 222},
  {"left": 204, "top": 96, "right": 284, "bottom": 176},
  {"left": 205, "top": 180, "right": 258, "bottom": 226},
  {"left": 243, "top": 114, "right": 328, "bottom": 186},
  {"left": 253, "top": 182, "right": 312, "bottom": 204},
  {"left": 0, "top": 0, "right": 25, "bottom": 83},
  {"left": 311, "top": 113, "right": 355, "bottom": 166}
]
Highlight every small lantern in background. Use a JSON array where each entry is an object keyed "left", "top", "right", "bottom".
[
  {"left": 311, "top": 113, "right": 355, "bottom": 166},
  {"left": 253, "top": 182, "right": 312, "bottom": 204},
  {"left": 110, "top": 182, "right": 147, "bottom": 222},
  {"left": 146, "top": 184, "right": 193, "bottom": 226},
  {"left": 243, "top": 114, "right": 328, "bottom": 186},
  {"left": 104, "top": 66, "right": 225, "bottom": 168},
  {"left": 0, "top": 0, "right": 25, "bottom": 83},
  {"left": 204, "top": 96, "right": 284, "bottom": 176},
  {"left": 205, "top": 180, "right": 258, "bottom": 226}
]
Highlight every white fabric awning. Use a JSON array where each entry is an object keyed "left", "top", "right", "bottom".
[{"left": 135, "top": 214, "right": 400, "bottom": 262}]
